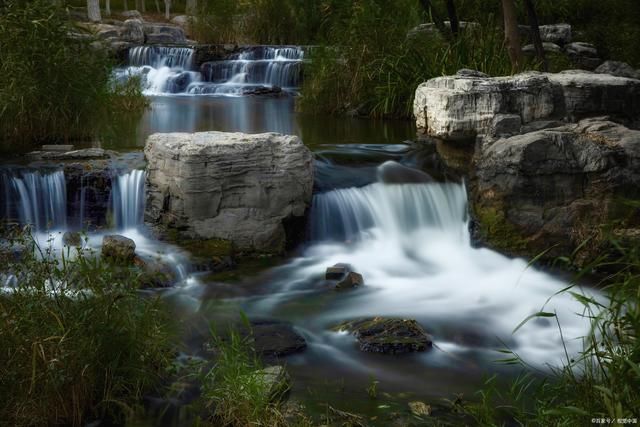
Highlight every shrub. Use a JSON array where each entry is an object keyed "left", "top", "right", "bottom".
[
  {"left": 0, "top": 232, "right": 173, "bottom": 426},
  {"left": 0, "top": 0, "right": 147, "bottom": 152}
]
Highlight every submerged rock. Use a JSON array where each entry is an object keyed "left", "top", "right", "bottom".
[
  {"left": 249, "top": 321, "right": 307, "bottom": 358},
  {"left": 144, "top": 131, "right": 314, "bottom": 253},
  {"left": 102, "top": 234, "right": 136, "bottom": 263},
  {"left": 335, "top": 317, "right": 433, "bottom": 354},
  {"left": 376, "top": 160, "right": 433, "bottom": 184},
  {"left": 408, "top": 401, "right": 432, "bottom": 417}
]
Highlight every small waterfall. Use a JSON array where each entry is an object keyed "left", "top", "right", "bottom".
[
  {"left": 111, "top": 170, "right": 146, "bottom": 229},
  {"left": 129, "top": 46, "right": 195, "bottom": 69},
  {"left": 0, "top": 169, "right": 67, "bottom": 230},
  {"left": 310, "top": 182, "right": 468, "bottom": 242},
  {"left": 116, "top": 45, "right": 304, "bottom": 96}
]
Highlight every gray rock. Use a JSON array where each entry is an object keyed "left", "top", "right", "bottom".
[
  {"left": 102, "top": 235, "right": 136, "bottom": 263},
  {"left": 27, "top": 148, "right": 110, "bottom": 161},
  {"left": 335, "top": 317, "right": 433, "bottom": 354},
  {"left": 472, "top": 118, "right": 640, "bottom": 263},
  {"left": 122, "top": 19, "right": 145, "bottom": 44},
  {"left": 62, "top": 231, "right": 83, "bottom": 247},
  {"left": 520, "top": 23, "right": 572, "bottom": 45},
  {"left": 414, "top": 71, "right": 640, "bottom": 141},
  {"left": 252, "top": 365, "right": 290, "bottom": 401},
  {"left": 547, "top": 71, "right": 640, "bottom": 121},
  {"left": 595, "top": 60, "right": 640, "bottom": 80},
  {"left": 142, "top": 23, "right": 186, "bottom": 44},
  {"left": 144, "top": 131, "right": 314, "bottom": 253},
  {"left": 491, "top": 114, "right": 522, "bottom": 137},
  {"left": 564, "top": 42, "right": 601, "bottom": 69},
  {"left": 170, "top": 15, "right": 195, "bottom": 38},
  {"left": 377, "top": 161, "right": 433, "bottom": 184},
  {"left": 456, "top": 69, "right": 488, "bottom": 78},
  {"left": 522, "top": 42, "right": 562, "bottom": 55},
  {"left": 336, "top": 272, "right": 364, "bottom": 290},
  {"left": 414, "top": 72, "right": 556, "bottom": 141}
]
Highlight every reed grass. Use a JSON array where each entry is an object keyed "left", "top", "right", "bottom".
[{"left": 0, "top": 230, "right": 173, "bottom": 426}]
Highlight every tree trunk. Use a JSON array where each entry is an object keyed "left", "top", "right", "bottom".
[
  {"left": 155, "top": 0, "right": 161, "bottom": 13},
  {"left": 105, "top": 0, "right": 111, "bottom": 16},
  {"left": 164, "top": 0, "right": 171, "bottom": 20},
  {"left": 523, "top": 0, "right": 547, "bottom": 71},
  {"left": 123, "top": 0, "right": 128, "bottom": 11},
  {"left": 502, "top": 0, "right": 523, "bottom": 71},
  {"left": 140, "top": 0, "right": 146, "bottom": 13},
  {"left": 445, "top": 0, "right": 459, "bottom": 36},
  {"left": 87, "top": 0, "right": 101, "bottom": 22},
  {"left": 418, "top": 0, "right": 446, "bottom": 35},
  {"left": 186, "top": 0, "right": 197, "bottom": 15}
]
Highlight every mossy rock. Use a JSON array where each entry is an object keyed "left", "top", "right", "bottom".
[
  {"left": 333, "top": 317, "right": 433, "bottom": 354},
  {"left": 474, "top": 206, "right": 529, "bottom": 255}
]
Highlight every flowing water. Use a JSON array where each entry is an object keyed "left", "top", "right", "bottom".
[
  {"left": 115, "top": 45, "right": 304, "bottom": 96},
  {"left": 2, "top": 45, "right": 600, "bottom": 420}
]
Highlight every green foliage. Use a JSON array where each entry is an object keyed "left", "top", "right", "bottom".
[
  {"left": 465, "top": 237, "right": 640, "bottom": 426},
  {"left": 300, "top": 9, "right": 512, "bottom": 118},
  {"left": 0, "top": 232, "right": 173, "bottom": 426},
  {"left": 193, "top": 0, "right": 240, "bottom": 44},
  {"left": 0, "top": 0, "right": 147, "bottom": 152},
  {"left": 200, "top": 322, "right": 295, "bottom": 426}
]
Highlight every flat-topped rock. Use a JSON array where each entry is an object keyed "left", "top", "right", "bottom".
[
  {"left": 144, "top": 131, "right": 314, "bottom": 253},
  {"left": 334, "top": 317, "right": 433, "bottom": 354},
  {"left": 414, "top": 71, "right": 640, "bottom": 141}
]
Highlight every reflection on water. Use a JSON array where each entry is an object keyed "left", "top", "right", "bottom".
[{"left": 101, "top": 96, "right": 415, "bottom": 150}]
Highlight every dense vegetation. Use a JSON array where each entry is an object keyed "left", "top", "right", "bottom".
[
  {"left": 0, "top": 232, "right": 173, "bottom": 426},
  {"left": 0, "top": 0, "right": 147, "bottom": 152}
]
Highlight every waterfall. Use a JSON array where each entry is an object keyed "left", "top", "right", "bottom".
[
  {"left": 0, "top": 169, "right": 67, "bottom": 230},
  {"left": 111, "top": 170, "right": 146, "bottom": 229},
  {"left": 310, "top": 182, "right": 469, "bottom": 243},
  {"left": 115, "top": 45, "right": 304, "bottom": 96}
]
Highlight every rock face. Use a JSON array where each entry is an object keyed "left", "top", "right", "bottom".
[
  {"left": 335, "top": 317, "right": 433, "bottom": 354},
  {"left": 414, "top": 71, "right": 640, "bottom": 141},
  {"left": 472, "top": 118, "right": 640, "bottom": 262},
  {"left": 144, "top": 131, "right": 314, "bottom": 253},
  {"left": 102, "top": 235, "right": 136, "bottom": 262}
]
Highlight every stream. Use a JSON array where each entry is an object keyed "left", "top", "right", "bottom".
[{"left": 1, "top": 45, "right": 597, "bottom": 423}]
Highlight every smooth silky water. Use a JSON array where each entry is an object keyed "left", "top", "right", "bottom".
[{"left": 1, "top": 46, "right": 599, "bottom": 419}]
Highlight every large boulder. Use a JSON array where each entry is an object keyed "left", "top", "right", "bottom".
[
  {"left": 564, "top": 42, "right": 601, "bottom": 70},
  {"left": 414, "top": 71, "right": 640, "bottom": 141},
  {"left": 414, "top": 72, "right": 557, "bottom": 141},
  {"left": 122, "top": 18, "right": 145, "bottom": 44},
  {"left": 472, "top": 118, "right": 640, "bottom": 263},
  {"left": 144, "top": 131, "right": 314, "bottom": 253},
  {"left": 142, "top": 23, "right": 187, "bottom": 44},
  {"left": 520, "top": 23, "right": 572, "bottom": 46}
]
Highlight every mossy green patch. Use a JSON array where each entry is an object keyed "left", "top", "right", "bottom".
[
  {"left": 202, "top": 255, "right": 283, "bottom": 283},
  {"left": 475, "top": 206, "right": 529, "bottom": 254},
  {"left": 177, "top": 238, "right": 234, "bottom": 259}
]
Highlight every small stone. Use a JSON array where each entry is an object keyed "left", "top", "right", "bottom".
[
  {"left": 408, "top": 401, "right": 431, "bottom": 417},
  {"left": 249, "top": 321, "right": 307, "bottom": 358},
  {"left": 325, "top": 263, "right": 352, "bottom": 280},
  {"left": 336, "top": 272, "right": 364, "bottom": 290},
  {"left": 62, "top": 231, "right": 83, "bottom": 247}
]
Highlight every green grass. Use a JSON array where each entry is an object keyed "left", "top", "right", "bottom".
[
  {"left": 0, "top": 0, "right": 148, "bottom": 153},
  {"left": 0, "top": 231, "right": 173, "bottom": 426}
]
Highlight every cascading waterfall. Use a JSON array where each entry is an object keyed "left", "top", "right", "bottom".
[
  {"left": 0, "top": 169, "right": 67, "bottom": 230},
  {"left": 115, "top": 45, "right": 304, "bottom": 96},
  {"left": 111, "top": 169, "right": 146, "bottom": 229},
  {"left": 256, "top": 180, "right": 597, "bottom": 367},
  {"left": 310, "top": 182, "right": 469, "bottom": 243}
]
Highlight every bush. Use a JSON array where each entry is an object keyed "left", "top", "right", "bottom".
[
  {"left": 0, "top": 0, "right": 147, "bottom": 152},
  {"left": 0, "top": 232, "right": 173, "bottom": 426}
]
